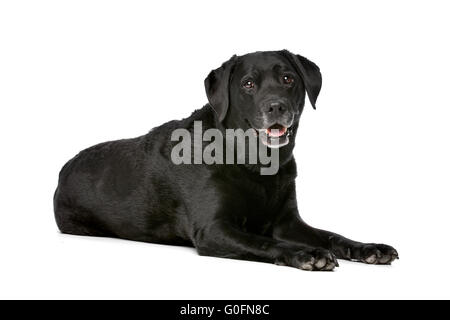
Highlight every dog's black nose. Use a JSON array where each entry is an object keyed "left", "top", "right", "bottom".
[{"left": 263, "top": 101, "right": 288, "bottom": 117}]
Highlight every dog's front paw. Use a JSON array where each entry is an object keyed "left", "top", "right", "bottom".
[
  {"left": 277, "top": 248, "right": 339, "bottom": 271},
  {"left": 352, "top": 243, "right": 399, "bottom": 265}
]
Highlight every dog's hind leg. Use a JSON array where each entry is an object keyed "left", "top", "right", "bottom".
[{"left": 54, "top": 201, "right": 113, "bottom": 237}]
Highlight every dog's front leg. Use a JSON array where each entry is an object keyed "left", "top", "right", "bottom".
[
  {"left": 272, "top": 191, "right": 399, "bottom": 265},
  {"left": 194, "top": 221, "right": 338, "bottom": 271}
]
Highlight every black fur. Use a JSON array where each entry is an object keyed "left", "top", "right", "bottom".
[{"left": 54, "top": 50, "right": 398, "bottom": 271}]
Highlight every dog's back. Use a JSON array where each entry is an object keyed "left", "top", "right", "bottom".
[{"left": 53, "top": 107, "right": 214, "bottom": 245}]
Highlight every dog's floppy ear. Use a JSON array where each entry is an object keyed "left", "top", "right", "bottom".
[
  {"left": 204, "top": 55, "right": 237, "bottom": 122},
  {"left": 281, "top": 50, "right": 322, "bottom": 109}
]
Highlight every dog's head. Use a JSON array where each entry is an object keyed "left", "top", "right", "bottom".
[{"left": 205, "top": 50, "right": 321, "bottom": 149}]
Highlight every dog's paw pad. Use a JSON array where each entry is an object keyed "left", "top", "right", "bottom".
[
  {"left": 299, "top": 259, "right": 315, "bottom": 271},
  {"left": 364, "top": 253, "right": 378, "bottom": 264},
  {"left": 297, "top": 249, "right": 338, "bottom": 271},
  {"left": 314, "top": 257, "right": 327, "bottom": 269},
  {"left": 359, "top": 244, "right": 399, "bottom": 265}
]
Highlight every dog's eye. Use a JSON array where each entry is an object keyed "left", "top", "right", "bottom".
[
  {"left": 243, "top": 80, "right": 254, "bottom": 89},
  {"left": 282, "top": 75, "right": 294, "bottom": 85}
]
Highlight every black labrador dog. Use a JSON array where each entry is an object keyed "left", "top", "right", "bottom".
[{"left": 54, "top": 50, "right": 398, "bottom": 271}]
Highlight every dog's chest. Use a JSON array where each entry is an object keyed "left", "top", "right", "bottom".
[{"left": 226, "top": 175, "right": 290, "bottom": 235}]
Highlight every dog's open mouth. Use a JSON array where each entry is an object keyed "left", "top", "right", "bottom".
[
  {"left": 246, "top": 120, "right": 292, "bottom": 148},
  {"left": 265, "top": 124, "right": 288, "bottom": 138}
]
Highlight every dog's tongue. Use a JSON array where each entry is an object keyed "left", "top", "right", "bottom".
[{"left": 266, "top": 125, "right": 287, "bottom": 138}]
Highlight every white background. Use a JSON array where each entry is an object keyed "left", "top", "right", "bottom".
[{"left": 1, "top": 0, "right": 449, "bottom": 299}]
